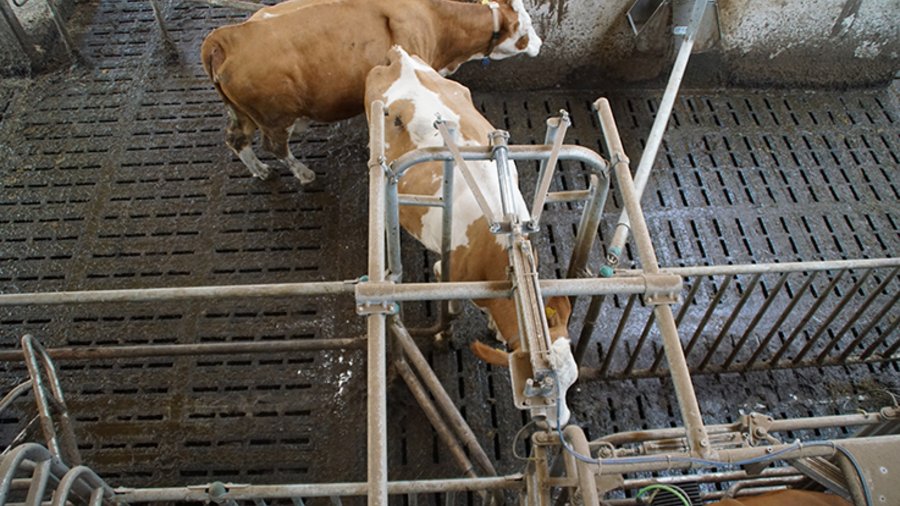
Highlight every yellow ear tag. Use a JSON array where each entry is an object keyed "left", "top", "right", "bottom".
[{"left": 545, "top": 307, "right": 557, "bottom": 319}]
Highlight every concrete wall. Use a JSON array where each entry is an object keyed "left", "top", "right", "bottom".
[{"left": 457, "top": 0, "right": 900, "bottom": 90}]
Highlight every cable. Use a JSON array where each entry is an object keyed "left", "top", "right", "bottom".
[{"left": 636, "top": 484, "right": 691, "bottom": 506}]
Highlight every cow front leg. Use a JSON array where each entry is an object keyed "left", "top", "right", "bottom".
[
  {"left": 262, "top": 122, "right": 316, "bottom": 185},
  {"left": 225, "top": 107, "right": 270, "bottom": 180}
]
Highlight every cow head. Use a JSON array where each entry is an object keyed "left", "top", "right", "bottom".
[{"left": 491, "top": 0, "right": 542, "bottom": 59}]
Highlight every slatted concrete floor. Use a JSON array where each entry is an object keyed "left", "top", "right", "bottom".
[{"left": 0, "top": 0, "right": 898, "bottom": 496}]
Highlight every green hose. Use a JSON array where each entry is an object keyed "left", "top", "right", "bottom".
[{"left": 636, "top": 484, "right": 692, "bottom": 506}]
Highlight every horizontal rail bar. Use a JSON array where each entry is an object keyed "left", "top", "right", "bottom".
[
  {"left": 115, "top": 475, "right": 525, "bottom": 503},
  {"left": 397, "top": 194, "right": 443, "bottom": 207},
  {"left": 627, "top": 257, "right": 900, "bottom": 277},
  {"left": 391, "top": 145, "right": 608, "bottom": 179},
  {"left": 545, "top": 190, "right": 591, "bottom": 203},
  {"left": 356, "top": 276, "right": 653, "bottom": 302},
  {"left": 0, "top": 282, "right": 356, "bottom": 306},
  {"left": 0, "top": 338, "right": 365, "bottom": 363}
]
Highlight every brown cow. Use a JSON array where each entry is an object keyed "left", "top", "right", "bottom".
[
  {"left": 365, "top": 47, "right": 576, "bottom": 426},
  {"left": 707, "top": 490, "right": 852, "bottom": 506},
  {"left": 201, "top": 0, "right": 542, "bottom": 182}
]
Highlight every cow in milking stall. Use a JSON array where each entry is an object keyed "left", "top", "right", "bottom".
[
  {"left": 201, "top": 0, "right": 542, "bottom": 183},
  {"left": 365, "top": 46, "right": 577, "bottom": 426}
]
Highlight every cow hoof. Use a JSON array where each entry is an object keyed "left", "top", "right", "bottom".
[
  {"left": 289, "top": 162, "right": 316, "bottom": 184},
  {"left": 298, "top": 170, "right": 316, "bottom": 185},
  {"left": 251, "top": 164, "right": 271, "bottom": 180}
]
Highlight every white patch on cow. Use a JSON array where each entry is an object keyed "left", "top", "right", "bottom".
[
  {"left": 383, "top": 49, "right": 460, "bottom": 148},
  {"left": 259, "top": 12, "right": 277, "bottom": 19},
  {"left": 384, "top": 48, "right": 529, "bottom": 254},
  {"left": 548, "top": 338, "right": 577, "bottom": 428},
  {"left": 490, "top": 0, "right": 542, "bottom": 59},
  {"left": 238, "top": 146, "right": 270, "bottom": 180}
]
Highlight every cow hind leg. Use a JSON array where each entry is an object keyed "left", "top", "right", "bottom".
[
  {"left": 262, "top": 121, "right": 316, "bottom": 185},
  {"left": 225, "top": 107, "right": 271, "bottom": 180}
]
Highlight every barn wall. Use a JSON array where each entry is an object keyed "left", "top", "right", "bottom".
[{"left": 457, "top": 0, "right": 900, "bottom": 90}]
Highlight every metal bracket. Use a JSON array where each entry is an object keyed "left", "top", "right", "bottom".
[
  {"left": 355, "top": 301, "right": 400, "bottom": 316},
  {"left": 642, "top": 273, "right": 682, "bottom": 305}
]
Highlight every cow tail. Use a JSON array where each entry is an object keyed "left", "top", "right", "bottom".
[{"left": 470, "top": 340, "right": 510, "bottom": 367}]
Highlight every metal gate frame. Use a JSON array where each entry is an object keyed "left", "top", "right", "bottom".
[{"left": 0, "top": 93, "right": 897, "bottom": 505}]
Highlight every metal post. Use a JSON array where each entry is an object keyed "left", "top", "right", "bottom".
[
  {"left": 386, "top": 170, "right": 403, "bottom": 282},
  {"left": 531, "top": 112, "right": 570, "bottom": 226},
  {"left": 490, "top": 130, "right": 517, "bottom": 222},
  {"left": 366, "top": 101, "right": 389, "bottom": 506},
  {"left": 595, "top": 98, "right": 710, "bottom": 458},
  {"left": 566, "top": 174, "right": 610, "bottom": 280},
  {"left": 437, "top": 135, "right": 457, "bottom": 327},
  {"left": 606, "top": 0, "right": 710, "bottom": 266}
]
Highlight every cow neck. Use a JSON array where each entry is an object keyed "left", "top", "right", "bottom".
[{"left": 431, "top": 0, "right": 506, "bottom": 71}]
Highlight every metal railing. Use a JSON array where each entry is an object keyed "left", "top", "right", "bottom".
[{"left": 578, "top": 258, "right": 899, "bottom": 380}]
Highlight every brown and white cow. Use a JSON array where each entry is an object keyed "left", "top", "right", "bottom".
[
  {"left": 201, "top": 0, "right": 542, "bottom": 183},
  {"left": 707, "top": 490, "right": 851, "bottom": 506},
  {"left": 365, "top": 47, "right": 577, "bottom": 426}
]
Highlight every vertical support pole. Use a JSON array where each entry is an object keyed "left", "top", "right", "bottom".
[
  {"left": 490, "top": 130, "right": 517, "bottom": 222},
  {"left": 606, "top": 0, "right": 710, "bottom": 266},
  {"left": 366, "top": 101, "right": 389, "bottom": 506},
  {"left": 530, "top": 111, "right": 570, "bottom": 226},
  {"left": 566, "top": 173, "right": 610, "bottom": 280},
  {"left": 595, "top": 98, "right": 710, "bottom": 458},
  {"left": 438, "top": 132, "right": 457, "bottom": 321},
  {"left": 385, "top": 173, "right": 403, "bottom": 282}
]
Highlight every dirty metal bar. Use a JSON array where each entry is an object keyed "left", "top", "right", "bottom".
[
  {"left": 721, "top": 271, "right": 792, "bottom": 369},
  {"left": 396, "top": 194, "right": 442, "bottom": 207},
  {"left": 837, "top": 290, "right": 900, "bottom": 363},
  {"left": 743, "top": 272, "right": 819, "bottom": 370},
  {"left": 391, "top": 320, "right": 498, "bottom": 478},
  {"left": 773, "top": 270, "right": 850, "bottom": 365},
  {"left": 394, "top": 361, "right": 480, "bottom": 482},
  {"left": 622, "top": 306, "right": 656, "bottom": 377},
  {"left": 650, "top": 277, "right": 701, "bottom": 373},
  {"left": 355, "top": 276, "right": 651, "bottom": 302},
  {"left": 385, "top": 163, "right": 403, "bottom": 282},
  {"left": 562, "top": 426, "right": 600, "bottom": 506},
  {"left": 0, "top": 281, "right": 354, "bottom": 306},
  {"left": 615, "top": 257, "right": 900, "bottom": 277},
  {"left": 698, "top": 273, "right": 761, "bottom": 371},
  {"left": 435, "top": 121, "right": 500, "bottom": 226},
  {"left": 21, "top": 336, "right": 81, "bottom": 466},
  {"left": 566, "top": 174, "right": 610, "bottom": 280},
  {"left": 0, "top": 339, "right": 364, "bottom": 363},
  {"left": 391, "top": 145, "right": 608, "bottom": 180},
  {"left": 814, "top": 267, "right": 898, "bottom": 363},
  {"left": 859, "top": 312, "right": 900, "bottom": 360},
  {"left": 531, "top": 112, "right": 570, "bottom": 226},
  {"left": 595, "top": 97, "right": 709, "bottom": 459},
  {"left": 490, "top": 130, "right": 517, "bottom": 221},
  {"left": 605, "top": 0, "right": 710, "bottom": 266},
  {"left": 546, "top": 190, "right": 591, "bottom": 203},
  {"left": 366, "top": 100, "right": 389, "bottom": 506},
  {"left": 600, "top": 294, "right": 637, "bottom": 377},
  {"left": 436, "top": 155, "right": 457, "bottom": 331},
  {"left": 683, "top": 274, "right": 733, "bottom": 359},
  {"left": 116, "top": 475, "right": 524, "bottom": 503},
  {"left": 596, "top": 443, "right": 840, "bottom": 475}
]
